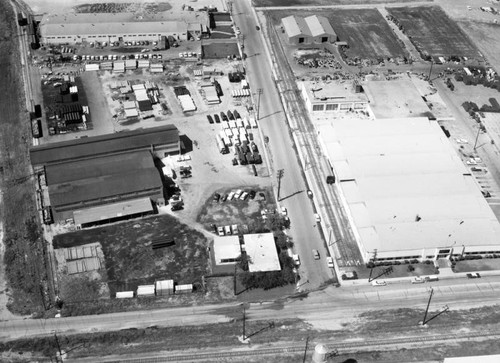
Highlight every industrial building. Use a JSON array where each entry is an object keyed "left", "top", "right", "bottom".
[
  {"left": 31, "top": 125, "right": 180, "bottom": 226},
  {"left": 30, "top": 124, "right": 180, "bottom": 165},
  {"left": 213, "top": 236, "right": 241, "bottom": 265},
  {"left": 281, "top": 15, "right": 337, "bottom": 45},
  {"left": 39, "top": 11, "right": 209, "bottom": 45},
  {"left": 300, "top": 81, "right": 368, "bottom": 113},
  {"left": 243, "top": 233, "right": 281, "bottom": 272},
  {"left": 317, "top": 116, "right": 500, "bottom": 263}
]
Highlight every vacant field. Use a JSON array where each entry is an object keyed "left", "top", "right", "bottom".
[
  {"left": 202, "top": 40, "right": 239, "bottom": 58},
  {"left": 388, "top": 6, "right": 479, "bottom": 59},
  {"left": 268, "top": 8, "right": 406, "bottom": 60},
  {"left": 254, "top": 0, "right": 429, "bottom": 6},
  {"left": 53, "top": 214, "right": 210, "bottom": 295}
]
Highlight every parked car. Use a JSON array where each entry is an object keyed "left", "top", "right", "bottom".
[
  {"left": 312, "top": 249, "right": 320, "bottom": 260},
  {"left": 307, "top": 190, "right": 313, "bottom": 199},
  {"left": 217, "top": 226, "right": 225, "bottom": 236},
  {"left": 425, "top": 275, "right": 439, "bottom": 282},
  {"left": 214, "top": 114, "right": 221, "bottom": 123},
  {"left": 233, "top": 110, "right": 241, "bottom": 119},
  {"left": 466, "top": 273, "right": 481, "bottom": 279},
  {"left": 224, "top": 225, "right": 232, "bottom": 235},
  {"left": 281, "top": 206, "right": 287, "bottom": 216},
  {"left": 411, "top": 276, "right": 425, "bottom": 284},
  {"left": 213, "top": 193, "right": 220, "bottom": 202},
  {"left": 211, "top": 224, "right": 217, "bottom": 233},
  {"left": 293, "top": 254, "right": 300, "bottom": 266},
  {"left": 240, "top": 192, "right": 248, "bottom": 201},
  {"left": 314, "top": 213, "right": 321, "bottom": 223},
  {"left": 371, "top": 280, "right": 387, "bottom": 287},
  {"left": 231, "top": 224, "right": 239, "bottom": 234},
  {"left": 341, "top": 271, "right": 358, "bottom": 280},
  {"left": 234, "top": 189, "right": 243, "bottom": 199},
  {"left": 207, "top": 115, "right": 214, "bottom": 124},
  {"left": 227, "top": 110, "right": 235, "bottom": 120},
  {"left": 220, "top": 111, "right": 228, "bottom": 122},
  {"left": 326, "top": 257, "right": 334, "bottom": 268},
  {"left": 221, "top": 194, "right": 228, "bottom": 202},
  {"left": 227, "top": 191, "right": 235, "bottom": 201},
  {"left": 249, "top": 190, "right": 256, "bottom": 199}
]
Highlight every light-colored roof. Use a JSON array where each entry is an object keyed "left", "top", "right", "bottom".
[
  {"left": 318, "top": 117, "right": 500, "bottom": 255},
  {"left": 202, "top": 85, "right": 219, "bottom": 103},
  {"left": 364, "top": 79, "right": 431, "bottom": 118},
  {"left": 304, "top": 15, "right": 336, "bottom": 37},
  {"left": 444, "top": 355, "right": 500, "bottom": 363},
  {"left": 302, "top": 81, "right": 368, "bottom": 104},
  {"left": 73, "top": 197, "right": 153, "bottom": 226},
  {"left": 243, "top": 233, "right": 281, "bottom": 272},
  {"left": 281, "top": 15, "right": 311, "bottom": 38},
  {"left": 213, "top": 236, "right": 241, "bottom": 264},
  {"left": 39, "top": 11, "right": 208, "bottom": 37}
]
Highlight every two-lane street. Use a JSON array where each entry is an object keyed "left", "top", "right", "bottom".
[{"left": 232, "top": 0, "right": 333, "bottom": 288}]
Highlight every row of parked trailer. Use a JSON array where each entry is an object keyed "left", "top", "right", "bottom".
[{"left": 116, "top": 280, "right": 193, "bottom": 298}]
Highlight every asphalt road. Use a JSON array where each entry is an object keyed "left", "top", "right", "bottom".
[
  {"left": 2, "top": 277, "right": 500, "bottom": 341},
  {"left": 232, "top": 0, "right": 333, "bottom": 288}
]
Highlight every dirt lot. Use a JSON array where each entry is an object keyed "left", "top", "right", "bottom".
[
  {"left": 53, "top": 214, "right": 210, "bottom": 296},
  {"left": 388, "top": 6, "right": 480, "bottom": 59}
]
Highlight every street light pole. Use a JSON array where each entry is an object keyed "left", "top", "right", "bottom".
[
  {"left": 277, "top": 169, "right": 284, "bottom": 201},
  {"left": 256, "top": 88, "right": 263, "bottom": 120}
]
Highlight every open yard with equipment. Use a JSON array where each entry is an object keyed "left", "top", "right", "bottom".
[{"left": 387, "top": 6, "right": 480, "bottom": 59}]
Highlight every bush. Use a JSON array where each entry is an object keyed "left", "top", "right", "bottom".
[{"left": 407, "top": 265, "right": 415, "bottom": 272}]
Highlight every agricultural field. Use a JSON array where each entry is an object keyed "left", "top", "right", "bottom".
[
  {"left": 387, "top": 6, "right": 480, "bottom": 59},
  {"left": 53, "top": 214, "right": 210, "bottom": 297},
  {"left": 325, "top": 9, "right": 407, "bottom": 61},
  {"left": 268, "top": 8, "right": 407, "bottom": 62}
]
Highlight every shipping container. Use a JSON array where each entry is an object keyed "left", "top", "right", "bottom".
[
  {"left": 175, "top": 284, "right": 193, "bottom": 294},
  {"left": 137, "top": 285, "right": 156, "bottom": 297},
  {"left": 116, "top": 291, "right": 134, "bottom": 299},
  {"left": 155, "top": 280, "right": 174, "bottom": 296}
]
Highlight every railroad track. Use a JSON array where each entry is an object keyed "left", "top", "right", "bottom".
[
  {"left": 82, "top": 330, "right": 500, "bottom": 362},
  {"left": 267, "top": 22, "right": 363, "bottom": 267}
]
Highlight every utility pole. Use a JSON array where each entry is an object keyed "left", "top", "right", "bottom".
[
  {"left": 368, "top": 266, "right": 393, "bottom": 282},
  {"left": 256, "top": 88, "right": 263, "bottom": 120},
  {"left": 302, "top": 336, "right": 309, "bottom": 363},
  {"left": 473, "top": 122, "right": 482, "bottom": 151},
  {"left": 276, "top": 169, "right": 284, "bottom": 201},
  {"left": 242, "top": 306, "right": 246, "bottom": 340},
  {"left": 54, "top": 332, "right": 63, "bottom": 363},
  {"left": 420, "top": 288, "right": 449, "bottom": 326},
  {"left": 428, "top": 61, "right": 434, "bottom": 80}
]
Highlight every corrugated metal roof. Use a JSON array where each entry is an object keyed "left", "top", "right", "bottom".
[
  {"left": 49, "top": 167, "right": 162, "bottom": 208},
  {"left": 30, "top": 124, "right": 179, "bottom": 165},
  {"left": 281, "top": 15, "right": 311, "bottom": 38},
  {"left": 73, "top": 197, "right": 153, "bottom": 226},
  {"left": 304, "top": 15, "right": 336, "bottom": 37},
  {"left": 46, "top": 150, "right": 154, "bottom": 185}
]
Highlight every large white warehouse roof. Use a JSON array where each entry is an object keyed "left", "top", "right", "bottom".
[{"left": 318, "top": 117, "right": 500, "bottom": 259}]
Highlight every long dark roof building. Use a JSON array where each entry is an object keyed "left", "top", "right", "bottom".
[{"left": 30, "top": 125, "right": 180, "bottom": 166}]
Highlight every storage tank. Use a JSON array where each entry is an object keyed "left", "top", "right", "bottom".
[{"left": 311, "top": 343, "right": 328, "bottom": 363}]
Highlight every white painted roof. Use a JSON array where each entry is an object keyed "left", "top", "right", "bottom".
[
  {"left": 243, "top": 233, "right": 281, "bottom": 272},
  {"left": 281, "top": 15, "right": 311, "bottom": 38},
  {"left": 213, "top": 236, "right": 241, "bottom": 264},
  {"left": 319, "top": 117, "right": 500, "bottom": 255},
  {"left": 304, "top": 15, "right": 336, "bottom": 37}
]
